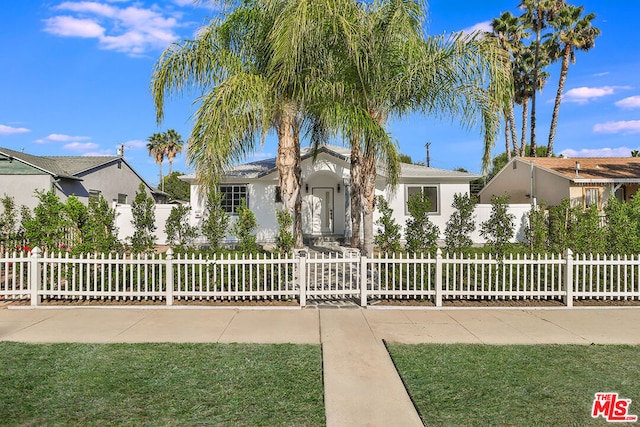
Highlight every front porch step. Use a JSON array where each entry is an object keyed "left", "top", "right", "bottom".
[{"left": 304, "top": 234, "right": 346, "bottom": 247}]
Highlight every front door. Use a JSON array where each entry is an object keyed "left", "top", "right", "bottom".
[{"left": 312, "top": 188, "right": 333, "bottom": 234}]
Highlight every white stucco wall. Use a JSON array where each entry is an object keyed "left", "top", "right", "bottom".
[{"left": 115, "top": 204, "right": 175, "bottom": 246}]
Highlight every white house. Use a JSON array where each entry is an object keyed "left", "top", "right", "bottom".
[{"left": 181, "top": 144, "right": 482, "bottom": 245}]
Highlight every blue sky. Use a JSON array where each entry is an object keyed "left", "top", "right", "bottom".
[{"left": 1, "top": 0, "right": 639, "bottom": 187}]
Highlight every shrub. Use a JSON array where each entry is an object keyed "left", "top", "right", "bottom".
[
  {"left": 526, "top": 201, "right": 548, "bottom": 252},
  {"left": 231, "top": 198, "right": 259, "bottom": 254},
  {"left": 480, "top": 193, "right": 514, "bottom": 256},
  {"left": 405, "top": 192, "right": 440, "bottom": 255},
  {"left": 275, "top": 209, "right": 295, "bottom": 255},
  {"left": 130, "top": 183, "right": 156, "bottom": 254},
  {"left": 444, "top": 193, "right": 476, "bottom": 252},
  {"left": 165, "top": 204, "right": 198, "bottom": 249},
  {"left": 201, "top": 189, "right": 229, "bottom": 252},
  {"left": 374, "top": 196, "right": 401, "bottom": 255}
]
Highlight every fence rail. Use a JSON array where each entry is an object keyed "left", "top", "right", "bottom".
[{"left": 1, "top": 248, "right": 639, "bottom": 307}]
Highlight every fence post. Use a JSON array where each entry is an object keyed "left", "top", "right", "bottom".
[
  {"left": 435, "top": 249, "right": 443, "bottom": 307},
  {"left": 564, "top": 249, "right": 573, "bottom": 307},
  {"left": 297, "top": 250, "right": 307, "bottom": 307},
  {"left": 30, "top": 247, "right": 42, "bottom": 307},
  {"left": 360, "top": 255, "right": 368, "bottom": 307},
  {"left": 165, "top": 248, "right": 174, "bottom": 306}
]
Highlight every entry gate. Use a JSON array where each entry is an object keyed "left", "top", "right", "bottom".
[{"left": 298, "top": 249, "right": 362, "bottom": 302}]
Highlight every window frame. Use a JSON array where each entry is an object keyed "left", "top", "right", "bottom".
[
  {"left": 405, "top": 184, "right": 440, "bottom": 215},
  {"left": 219, "top": 184, "right": 248, "bottom": 215},
  {"left": 583, "top": 186, "right": 600, "bottom": 210}
]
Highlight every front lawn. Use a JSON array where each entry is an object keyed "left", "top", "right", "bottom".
[
  {"left": 0, "top": 342, "right": 324, "bottom": 426},
  {"left": 388, "top": 344, "right": 640, "bottom": 426}
]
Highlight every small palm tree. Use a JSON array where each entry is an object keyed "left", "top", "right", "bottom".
[
  {"left": 164, "top": 129, "right": 184, "bottom": 175},
  {"left": 547, "top": 4, "right": 600, "bottom": 156},
  {"left": 146, "top": 132, "right": 166, "bottom": 190}
]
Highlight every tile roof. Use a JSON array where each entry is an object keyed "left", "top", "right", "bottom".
[
  {"left": 520, "top": 157, "right": 640, "bottom": 181},
  {"left": 0, "top": 146, "right": 118, "bottom": 179}
]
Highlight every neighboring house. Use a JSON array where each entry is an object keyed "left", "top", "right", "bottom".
[
  {"left": 181, "top": 144, "right": 480, "bottom": 244},
  {"left": 479, "top": 156, "right": 640, "bottom": 209},
  {"left": 0, "top": 146, "right": 167, "bottom": 209}
]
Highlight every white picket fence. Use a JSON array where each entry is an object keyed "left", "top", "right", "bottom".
[{"left": 1, "top": 248, "right": 639, "bottom": 307}]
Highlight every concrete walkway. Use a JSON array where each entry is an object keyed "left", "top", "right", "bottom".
[{"left": 2, "top": 306, "right": 640, "bottom": 426}]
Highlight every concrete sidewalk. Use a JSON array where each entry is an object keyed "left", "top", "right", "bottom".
[{"left": 2, "top": 306, "right": 640, "bottom": 426}]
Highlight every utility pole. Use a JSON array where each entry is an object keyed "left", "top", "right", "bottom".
[{"left": 425, "top": 142, "right": 431, "bottom": 167}]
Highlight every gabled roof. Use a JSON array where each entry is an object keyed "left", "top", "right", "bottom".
[
  {"left": 517, "top": 156, "right": 640, "bottom": 182},
  {"left": 183, "top": 143, "right": 479, "bottom": 181},
  {"left": 0, "top": 146, "right": 120, "bottom": 180}
]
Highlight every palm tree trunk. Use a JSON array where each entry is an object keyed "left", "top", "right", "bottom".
[
  {"left": 361, "top": 143, "right": 377, "bottom": 257},
  {"left": 276, "top": 108, "right": 303, "bottom": 249},
  {"left": 548, "top": 45, "right": 571, "bottom": 157},
  {"left": 520, "top": 98, "right": 529, "bottom": 156},
  {"left": 158, "top": 163, "right": 164, "bottom": 191},
  {"left": 509, "top": 103, "right": 519, "bottom": 156},
  {"left": 350, "top": 136, "right": 362, "bottom": 250},
  {"left": 529, "top": 14, "right": 543, "bottom": 157},
  {"left": 504, "top": 113, "right": 512, "bottom": 162}
]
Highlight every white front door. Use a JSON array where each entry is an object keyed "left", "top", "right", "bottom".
[{"left": 311, "top": 188, "right": 333, "bottom": 234}]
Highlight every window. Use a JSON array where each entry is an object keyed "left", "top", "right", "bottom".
[
  {"left": 584, "top": 187, "right": 599, "bottom": 209},
  {"left": 89, "top": 190, "right": 101, "bottom": 201},
  {"left": 406, "top": 185, "right": 439, "bottom": 214},
  {"left": 117, "top": 193, "right": 128, "bottom": 204},
  {"left": 219, "top": 184, "right": 247, "bottom": 214}
]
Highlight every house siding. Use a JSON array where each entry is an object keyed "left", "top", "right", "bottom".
[{"left": 0, "top": 174, "right": 53, "bottom": 209}]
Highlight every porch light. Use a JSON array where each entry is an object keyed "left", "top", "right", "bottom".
[
  {"left": 305, "top": 183, "right": 309, "bottom": 193},
  {"left": 337, "top": 183, "right": 341, "bottom": 193}
]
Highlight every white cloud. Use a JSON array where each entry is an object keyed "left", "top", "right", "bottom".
[
  {"left": 0, "top": 124, "right": 31, "bottom": 135},
  {"left": 63, "top": 142, "right": 99, "bottom": 151},
  {"left": 559, "top": 147, "right": 639, "bottom": 158},
  {"left": 593, "top": 72, "right": 610, "bottom": 77},
  {"left": 593, "top": 120, "right": 640, "bottom": 134},
  {"left": 615, "top": 96, "right": 640, "bottom": 110},
  {"left": 83, "top": 150, "right": 113, "bottom": 156},
  {"left": 119, "top": 139, "right": 147, "bottom": 149},
  {"left": 462, "top": 21, "right": 492, "bottom": 35},
  {"left": 35, "top": 133, "right": 91, "bottom": 143},
  {"left": 43, "top": 15, "right": 105, "bottom": 38},
  {"left": 563, "top": 86, "right": 630, "bottom": 104},
  {"left": 43, "top": 1, "right": 182, "bottom": 56}
]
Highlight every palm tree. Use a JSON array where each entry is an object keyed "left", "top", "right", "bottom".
[
  {"left": 164, "top": 129, "right": 184, "bottom": 175},
  {"left": 151, "top": 2, "right": 312, "bottom": 248},
  {"left": 547, "top": 4, "right": 600, "bottom": 156},
  {"left": 519, "top": 0, "right": 563, "bottom": 156},
  {"left": 146, "top": 132, "right": 166, "bottom": 190},
  {"left": 271, "top": 0, "right": 512, "bottom": 256},
  {"left": 491, "top": 11, "right": 526, "bottom": 159}
]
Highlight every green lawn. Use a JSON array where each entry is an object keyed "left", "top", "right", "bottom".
[
  {"left": 388, "top": 344, "right": 640, "bottom": 427},
  {"left": 0, "top": 342, "right": 324, "bottom": 426}
]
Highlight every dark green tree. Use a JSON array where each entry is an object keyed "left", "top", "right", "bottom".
[
  {"left": 130, "top": 183, "right": 156, "bottom": 254},
  {"left": 444, "top": 193, "right": 476, "bottom": 252},
  {"left": 374, "top": 195, "right": 401, "bottom": 255},
  {"left": 231, "top": 198, "right": 258, "bottom": 254},
  {"left": 79, "top": 196, "right": 121, "bottom": 254},
  {"left": 526, "top": 201, "right": 549, "bottom": 252},
  {"left": 275, "top": 209, "right": 295, "bottom": 255},
  {"left": 162, "top": 172, "right": 190, "bottom": 201},
  {"left": 23, "top": 190, "right": 67, "bottom": 252},
  {"left": 480, "top": 193, "right": 515, "bottom": 256},
  {"left": 201, "top": 189, "right": 229, "bottom": 252},
  {"left": 405, "top": 192, "right": 440, "bottom": 255},
  {"left": 165, "top": 204, "right": 198, "bottom": 249},
  {"left": 0, "top": 195, "right": 18, "bottom": 248}
]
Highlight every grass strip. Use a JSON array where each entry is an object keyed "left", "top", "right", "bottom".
[
  {"left": 388, "top": 344, "right": 640, "bottom": 426},
  {"left": 0, "top": 342, "right": 324, "bottom": 426}
]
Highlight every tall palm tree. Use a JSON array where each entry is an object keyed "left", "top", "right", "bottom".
[
  {"left": 547, "top": 4, "right": 599, "bottom": 156},
  {"left": 152, "top": 2, "right": 313, "bottom": 248},
  {"left": 519, "top": 0, "right": 563, "bottom": 156},
  {"left": 164, "top": 129, "right": 184, "bottom": 175},
  {"left": 491, "top": 11, "right": 526, "bottom": 159},
  {"left": 146, "top": 132, "right": 166, "bottom": 190},
  {"left": 271, "top": 0, "right": 512, "bottom": 256}
]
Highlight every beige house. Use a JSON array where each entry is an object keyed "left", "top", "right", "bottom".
[{"left": 479, "top": 157, "right": 640, "bottom": 209}]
